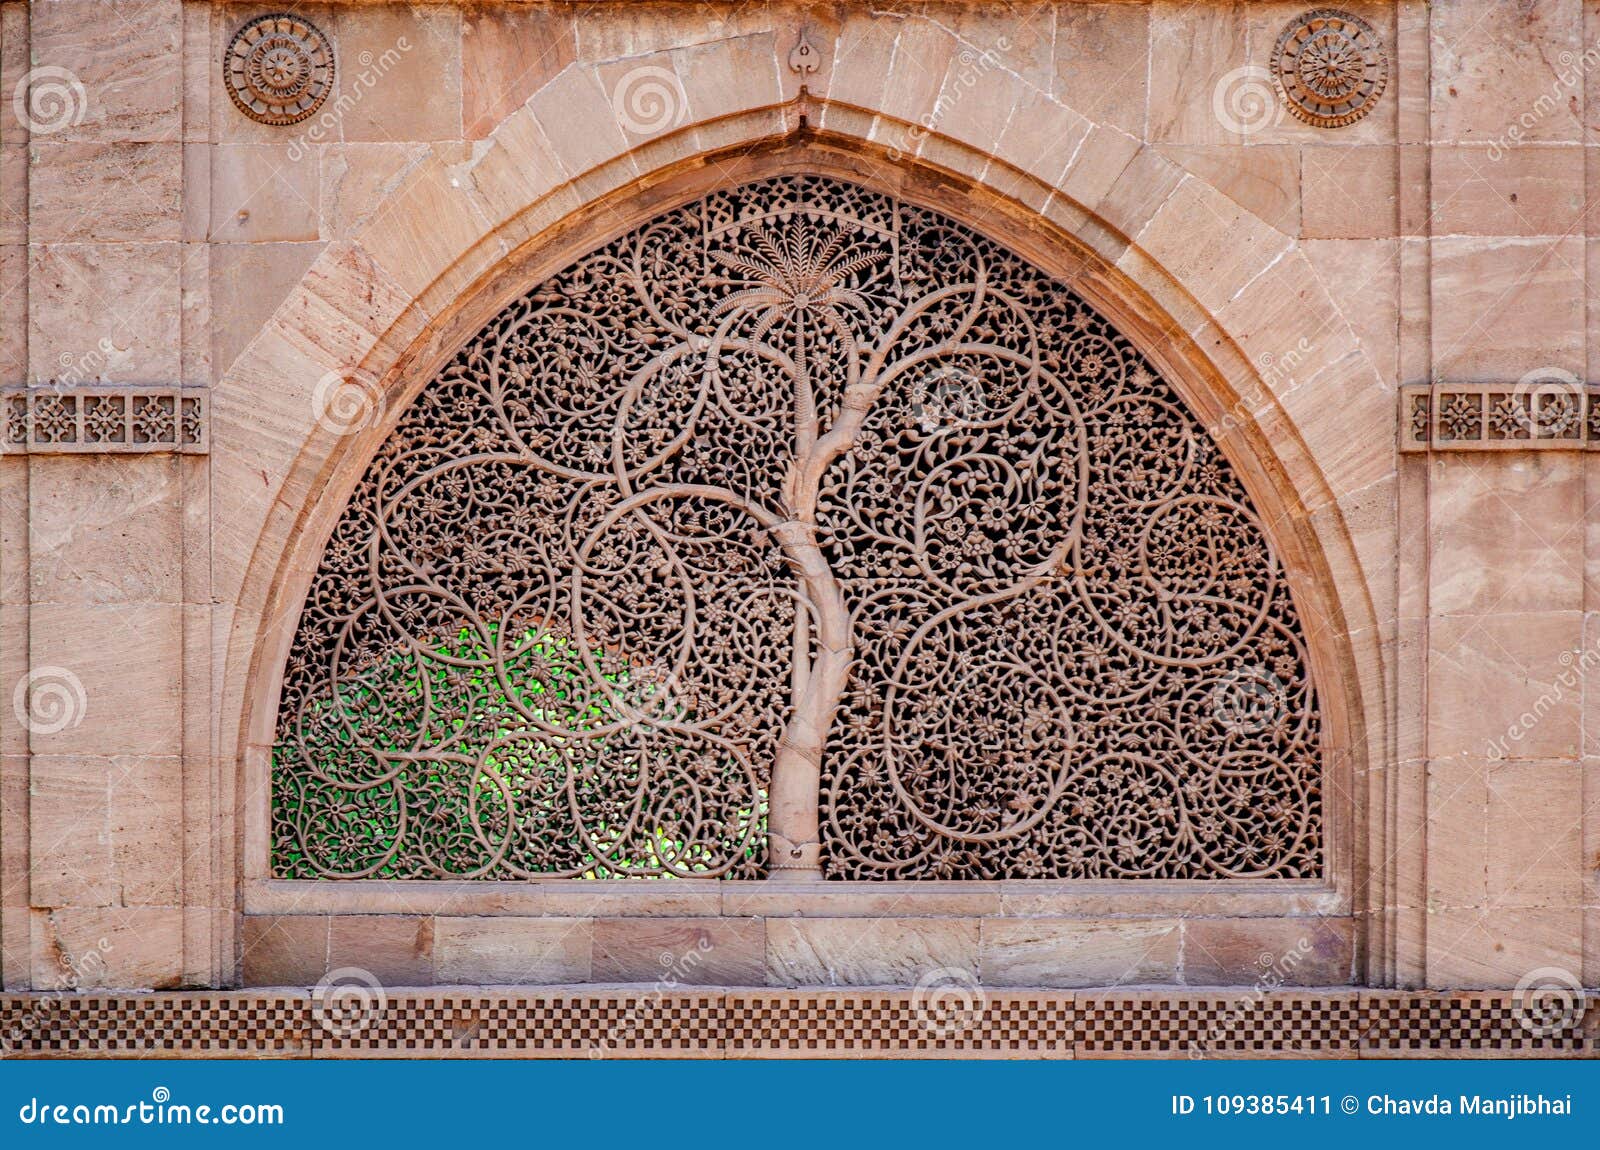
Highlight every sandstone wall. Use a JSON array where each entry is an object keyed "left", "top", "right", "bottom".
[{"left": 0, "top": 0, "right": 1591, "bottom": 992}]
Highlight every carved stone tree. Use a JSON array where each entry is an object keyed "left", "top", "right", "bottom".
[{"left": 272, "top": 176, "right": 1322, "bottom": 882}]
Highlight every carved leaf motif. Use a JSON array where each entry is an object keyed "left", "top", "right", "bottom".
[{"left": 271, "top": 176, "right": 1323, "bottom": 881}]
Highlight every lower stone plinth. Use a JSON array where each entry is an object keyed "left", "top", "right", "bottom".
[{"left": 1, "top": 988, "right": 1593, "bottom": 1059}]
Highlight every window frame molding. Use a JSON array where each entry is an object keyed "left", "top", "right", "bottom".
[{"left": 234, "top": 139, "right": 1371, "bottom": 978}]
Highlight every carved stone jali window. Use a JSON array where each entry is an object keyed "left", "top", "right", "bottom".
[{"left": 271, "top": 176, "right": 1323, "bottom": 882}]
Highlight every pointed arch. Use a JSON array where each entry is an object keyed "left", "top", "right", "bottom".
[
  {"left": 218, "top": 75, "right": 1390, "bottom": 978},
  {"left": 265, "top": 170, "right": 1327, "bottom": 884}
]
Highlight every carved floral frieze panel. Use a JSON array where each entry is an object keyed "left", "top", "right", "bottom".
[
  {"left": 1401, "top": 381, "right": 1600, "bottom": 452},
  {"left": 1, "top": 387, "right": 207, "bottom": 454},
  {"left": 271, "top": 176, "right": 1323, "bottom": 882}
]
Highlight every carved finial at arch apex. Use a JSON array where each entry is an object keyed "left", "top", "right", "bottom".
[
  {"left": 789, "top": 28, "right": 821, "bottom": 75},
  {"left": 1270, "top": 8, "right": 1388, "bottom": 128}
]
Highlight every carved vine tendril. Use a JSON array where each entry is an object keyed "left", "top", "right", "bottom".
[{"left": 271, "top": 176, "right": 1322, "bottom": 881}]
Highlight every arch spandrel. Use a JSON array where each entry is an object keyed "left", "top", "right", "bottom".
[{"left": 268, "top": 174, "right": 1324, "bottom": 884}]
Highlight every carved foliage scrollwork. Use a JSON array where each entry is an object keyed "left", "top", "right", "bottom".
[{"left": 271, "top": 176, "right": 1322, "bottom": 881}]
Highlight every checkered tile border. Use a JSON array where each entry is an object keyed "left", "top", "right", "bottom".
[{"left": 1, "top": 990, "right": 1593, "bottom": 1058}]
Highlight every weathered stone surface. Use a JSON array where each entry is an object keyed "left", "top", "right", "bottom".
[
  {"left": 980, "top": 919, "right": 1180, "bottom": 987},
  {"left": 592, "top": 918, "right": 766, "bottom": 986},
  {"left": 766, "top": 918, "right": 980, "bottom": 987},
  {"left": 433, "top": 918, "right": 592, "bottom": 984},
  {"left": 1, "top": 0, "right": 1593, "bottom": 1005}
]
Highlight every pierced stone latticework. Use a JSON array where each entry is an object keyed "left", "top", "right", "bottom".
[
  {"left": 1, "top": 386, "right": 207, "bottom": 454},
  {"left": 271, "top": 176, "right": 1323, "bottom": 882}
]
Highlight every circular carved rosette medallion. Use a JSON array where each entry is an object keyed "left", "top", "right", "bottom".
[
  {"left": 225, "top": 13, "right": 334, "bottom": 126},
  {"left": 1270, "top": 8, "right": 1388, "bottom": 128}
]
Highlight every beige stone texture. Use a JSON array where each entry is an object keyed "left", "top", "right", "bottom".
[
  {"left": 766, "top": 918, "right": 980, "bottom": 987},
  {"left": 1053, "top": 3, "right": 1148, "bottom": 135},
  {"left": 980, "top": 919, "right": 1180, "bottom": 987},
  {"left": 28, "top": 243, "right": 185, "bottom": 384},
  {"left": 208, "top": 146, "right": 319, "bottom": 243},
  {"left": 1428, "top": 612, "right": 1584, "bottom": 761},
  {"left": 461, "top": 5, "right": 577, "bottom": 139},
  {"left": 1428, "top": 0, "right": 1584, "bottom": 144},
  {"left": 29, "top": 0, "right": 183, "bottom": 143},
  {"left": 1181, "top": 917, "right": 1356, "bottom": 986},
  {"left": 592, "top": 918, "right": 766, "bottom": 986},
  {"left": 32, "top": 906, "right": 184, "bottom": 990},
  {"left": 327, "top": 915, "right": 435, "bottom": 986},
  {"left": 1430, "top": 236, "right": 1585, "bottom": 381},
  {"left": 1427, "top": 454, "right": 1584, "bottom": 617},
  {"left": 209, "top": 241, "right": 324, "bottom": 375},
  {"left": 1430, "top": 146, "right": 1584, "bottom": 236},
  {"left": 28, "top": 142, "right": 183, "bottom": 243},
  {"left": 28, "top": 455, "right": 183, "bottom": 604},
  {"left": 433, "top": 917, "right": 592, "bottom": 984},
  {"left": 241, "top": 914, "right": 330, "bottom": 986},
  {"left": 1301, "top": 146, "right": 1397, "bottom": 239},
  {"left": 332, "top": 5, "right": 463, "bottom": 143}
]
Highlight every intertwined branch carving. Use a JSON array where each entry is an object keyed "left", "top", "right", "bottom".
[{"left": 272, "top": 176, "right": 1322, "bottom": 881}]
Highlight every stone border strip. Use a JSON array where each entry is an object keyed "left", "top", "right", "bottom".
[
  {"left": 1, "top": 988, "right": 1592, "bottom": 1059},
  {"left": 1, "top": 387, "right": 207, "bottom": 455},
  {"left": 1400, "top": 381, "right": 1597, "bottom": 452}
]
